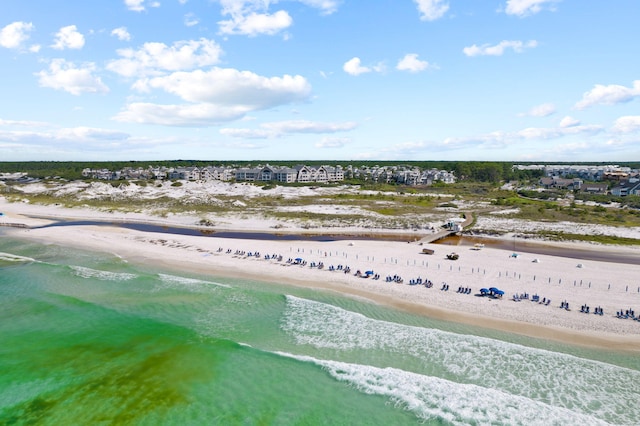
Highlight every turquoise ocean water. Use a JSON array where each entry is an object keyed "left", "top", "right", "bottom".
[{"left": 1, "top": 235, "right": 639, "bottom": 425}]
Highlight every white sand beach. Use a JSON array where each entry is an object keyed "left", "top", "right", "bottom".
[{"left": 2, "top": 196, "right": 640, "bottom": 352}]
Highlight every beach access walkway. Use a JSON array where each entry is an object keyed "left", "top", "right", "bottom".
[{"left": 419, "top": 213, "right": 473, "bottom": 244}]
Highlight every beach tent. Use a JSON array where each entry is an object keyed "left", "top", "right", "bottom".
[{"left": 489, "top": 287, "right": 504, "bottom": 297}]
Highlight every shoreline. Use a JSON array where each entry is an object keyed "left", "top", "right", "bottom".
[{"left": 2, "top": 199, "right": 640, "bottom": 352}]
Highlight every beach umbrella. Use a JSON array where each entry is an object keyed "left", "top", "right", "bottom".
[
  {"left": 365, "top": 270, "right": 374, "bottom": 275},
  {"left": 295, "top": 257, "right": 303, "bottom": 262}
]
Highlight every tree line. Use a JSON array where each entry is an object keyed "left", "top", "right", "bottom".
[{"left": 8, "top": 160, "right": 640, "bottom": 184}]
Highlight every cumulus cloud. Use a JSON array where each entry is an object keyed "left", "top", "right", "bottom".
[
  {"left": 106, "top": 38, "right": 223, "bottom": 77},
  {"left": 463, "top": 40, "right": 537, "bottom": 56},
  {"left": 114, "top": 68, "right": 312, "bottom": 126},
  {"left": 51, "top": 25, "right": 85, "bottom": 50},
  {"left": 135, "top": 68, "right": 311, "bottom": 106},
  {"left": 36, "top": 59, "right": 109, "bottom": 95},
  {"left": 559, "top": 116, "right": 580, "bottom": 128},
  {"left": 219, "top": 10, "right": 292, "bottom": 36},
  {"left": 504, "top": 0, "right": 560, "bottom": 17},
  {"left": 216, "top": 0, "right": 339, "bottom": 36},
  {"left": 221, "top": 120, "right": 357, "bottom": 139},
  {"left": 343, "top": 57, "right": 371, "bottom": 76},
  {"left": 0, "top": 21, "right": 34, "bottom": 49},
  {"left": 218, "top": 0, "right": 292, "bottom": 36},
  {"left": 111, "top": 27, "right": 131, "bottom": 41},
  {"left": 612, "top": 116, "right": 640, "bottom": 134},
  {"left": 414, "top": 0, "right": 449, "bottom": 21},
  {"left": 396, "top": 53, "right": 431, "bottom": 73},
  {"left": 574, "top": 80, "right": 640, "bottom": 110},
  {"left": 520, "top": 103, "right": 556, "bottom": 117},
  {"left": 124, "top": 0, "right": 146, "bottom": 12}
]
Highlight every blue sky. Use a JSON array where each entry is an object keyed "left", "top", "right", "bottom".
[{"left": 1, "top": 0, "right": 639, "bottom": 162}]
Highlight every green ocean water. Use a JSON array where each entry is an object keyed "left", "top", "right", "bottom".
[{"left": 1, "top": 235, "right": 640, "bottom": 425}]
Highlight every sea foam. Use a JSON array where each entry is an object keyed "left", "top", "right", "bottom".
[
  {"left": 0, "top": 252, "right": 37, "bottom": 263},
  {"left": 281, "top": 295, "right": 640, "bottom": 424},
  {"left": 157, "top": 273, "right": 231, "bottom": 289},
  {"left": 275, "top": 351, "right": 609, "bottom": 426},
  {"left": 69, "top": 265, "right": 137, "bottom": 281}
]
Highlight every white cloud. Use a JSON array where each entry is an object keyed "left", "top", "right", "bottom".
[
  {"left": 414, "top": 0, "right": 449, "bottom": 21},
  {"left": 0, "top": 21, "right": 34, "bottom": 49},
  {"left": 435, "top": 122, "right": 603, "bottom": 152},
  {"left": 298, "top": 0, "right": 341, "bottom": 15},
  {"left": 316, "top": 136, "right": 350, "bottom": 148},
  {"left": 396, "top": 53, "right": 431, "bottom": 73},
  {"left": 343, "top": 57, "right": 370, "bottom": 76},
  {"left": 516, "top": 124, "right": 601, "bottom": 140},
  {"left": 219, "top": 10, "right": 292, "bottom": 36},
  {"left": 36, "top": 59, "right": 109, "bottom": 95},
  {"left": 106, "top": 38, "right": 223, "bottom": 77},
  {"left": 114, "top": 68, "right": 311, "bottom": 126},
  {"left": 51, "top": 25, "right": 85, "bottom": 50},
  {"left": 56, "top": 127, "right": 130, "bottom": 140},
  {"left": 125, "top": 0, "right": 146, "bottom": 12},
  {"left": 29, "top": 44, "right": 41, "bottom": 53},
  {"left": 0, "top": 125, "right": 129, "bottom": 149},
  {"left": 113, "top": 103, "right": 250, "bottom": 126},
  {"left": 559, "top": 116, "right": 580, "bottom": 128},
  {"left": 184, "top": 13, "right": 199, "bottom": 26},
  {"left": 216, "top": 0, "right": 339, "bottom": 36},
  {"left": 178, "top": 0, "right": 188, "bottom": 4},
  {"left": 0, "top": 119, "right": 49, "bottom": 127},
  {"left": 574, "top": 80, "right": 640, "bottom": 110},
  {"left": 135, "top": 68, "right": 311, "bottom": 107},
  {"left": 504, "top": 0, "right": 560, "bottom": 17},
  {"left": 463, "top": 40, "right": 537, "bottom": 57},
  {"left": 221, "top": 120, "right": 356, "bottom": 138},
  {"left": 521, "top": 103, "right": 556, "bottom": 117},
  {"left": 612, "top": 116, "right": 640, "bottom": 134},
  {"left": 111, "top": 27, "right": 131, "bottom": 41}
]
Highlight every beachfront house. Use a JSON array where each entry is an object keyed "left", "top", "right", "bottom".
[
  {"left": 273, "top": 167, "right": 298, "bottom": 183},
  {"left": 581, "top": 183, "right": 609, "bottom": 194},
  {"left": 611, "top": 180, "right": 640, "bottom": 196},
  {"left": 235, "top": 167, "right": 260, "bottom": 182}
]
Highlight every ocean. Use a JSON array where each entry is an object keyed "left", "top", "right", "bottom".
[{"left": 1, "top": 235, "right": 639, "bottom": 425}]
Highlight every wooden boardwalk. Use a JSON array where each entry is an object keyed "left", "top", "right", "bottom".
[{"left": 418, "top": 213, "right": 473, "bottom": 244}]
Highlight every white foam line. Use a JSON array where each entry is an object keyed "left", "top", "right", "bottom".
[
  {"left": 0, "top": 251, "right": 37, "bottom": 263},
  {"left": 157, "top": 273, "right": 231, "bottom": 288},
  {"left": 273, "top": 350, "right": 608, "bottom": 425},
  {"left": 69, "top": 265, "right": 137, "bottom": 281},
  {"left": 281, "top": 295, "right": 640, "bottom": 424}
]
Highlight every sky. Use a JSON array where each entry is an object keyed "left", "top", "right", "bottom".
[{"left": 1, "top": 0, "right": 640, "bottom": 162}]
